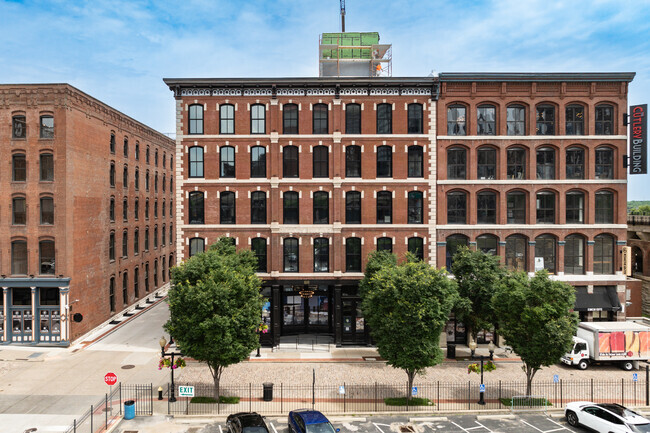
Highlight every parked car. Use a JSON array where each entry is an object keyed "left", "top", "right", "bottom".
[
  {"left": 565, "top": 401, "right": 650, "bottom": 432},
  {"left": 288, "top": 409, "right": 340, "bottom": 433},
  {"left": 227, "top": 412, "right": 270, "bottom": 433}
]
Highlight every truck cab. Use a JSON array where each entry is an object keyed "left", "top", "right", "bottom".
[{"left": 562, "top": 336, "right": 590, "bottom": 370}]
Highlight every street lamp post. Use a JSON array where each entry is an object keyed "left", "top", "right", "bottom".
[
  {"left": 159, "top": 335, "right": 183, "bottom": 402},
  {"left": 469, "top": 340, "right": 495, "bottom": 406}
]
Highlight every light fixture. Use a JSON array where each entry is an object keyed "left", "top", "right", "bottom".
[
  {"left": 468, "top": 340, "right": 477, "bottom": 355},
  {"left": 159, "top": 336, "right": 167, "bottom": 349}
]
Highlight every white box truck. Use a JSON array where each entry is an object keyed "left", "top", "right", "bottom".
[{"left": 561, "top": 321, "right": 650, "bottom": 370}]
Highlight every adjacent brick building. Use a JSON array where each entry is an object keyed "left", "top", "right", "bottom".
[
  {"left": 165, "top": 72, "right": 637, "bottom": 347},
  {"left": 0, "top": 84, "right": 175, "bottom": 345}
]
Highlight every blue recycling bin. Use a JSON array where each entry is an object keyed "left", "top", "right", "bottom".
[{"left": 124, "top": 400, "right": 135, "bottom": 420}]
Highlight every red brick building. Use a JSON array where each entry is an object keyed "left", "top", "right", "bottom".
[
  {"left": 0, "top": 84, "right": 175, "bottom": 345},
  {"left": 165, "top": 72, "right": 637, "bottom": 346}
]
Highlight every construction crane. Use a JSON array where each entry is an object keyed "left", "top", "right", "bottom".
[{"left": 340, "top": 0, "right": 346, "bottom": 32}]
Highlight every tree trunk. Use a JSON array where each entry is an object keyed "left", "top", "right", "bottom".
[
  {"left": 524, "top": 364, "right": 538, "bottom": 396},
  {"left": 406, "top": 369, "right": 416, "bottom": 404},
  {"left": 208, "top": 363, "right": 224, "bottom": 400}
]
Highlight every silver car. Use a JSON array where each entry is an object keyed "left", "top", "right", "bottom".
[{"left": 565, "top": 401, "right": 650, "bottom": 432}]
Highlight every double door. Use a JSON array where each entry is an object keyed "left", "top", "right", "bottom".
[
  {"left": 282, "top": 293, "right": 331, "bottom": 334},
  {"left": 11, "top": 309, "right": 33, "bottom": 342}
]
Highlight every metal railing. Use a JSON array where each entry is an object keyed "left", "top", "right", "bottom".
[
  {"left": 628, "top": 215, "right": 650, "bottom": 226},
  {"left": 167, "top": 377, "right": 650, "bottom": 415},
  {"left": 63, "top": 383, "right": 152, "bottom": 433}
]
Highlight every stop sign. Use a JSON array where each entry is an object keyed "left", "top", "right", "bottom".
[{"left": 104, "top": 372, "right": 117, "bottom": 386}]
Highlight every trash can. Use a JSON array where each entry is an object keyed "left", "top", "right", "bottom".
[
  {"left": 447, "top": 343, "right": 456, "bottom": 359},
  {"left": 263, "top": 382, "right": 273, "bottom": 401},
  {"left": 124, "top": 400, "right": 135, "bottom": 420}
]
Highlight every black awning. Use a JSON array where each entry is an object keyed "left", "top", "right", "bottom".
[{"left": 574, "top": 286, "right": 622, "bottom": 312}]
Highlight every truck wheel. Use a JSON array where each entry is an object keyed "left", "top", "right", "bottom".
[
  {"left": 566, "top": 410, "right": 579, "bottom": 427},
  {"left": 578, "top": 360, "right": 588, "bottom": 370},
  {"left": 622, "top": 361, "right": 634, "bottom": 371}
]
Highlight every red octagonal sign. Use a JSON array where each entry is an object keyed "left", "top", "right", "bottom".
[{"left": 104, "top": 372, "right": 117, "bottom": 386}]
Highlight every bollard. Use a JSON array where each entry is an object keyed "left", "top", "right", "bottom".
[{"left": 158, "top": 386, "right": 163, "bottom": 401}]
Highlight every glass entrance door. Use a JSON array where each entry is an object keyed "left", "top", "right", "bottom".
[
  {"left": 282, "top": 291, "right": 331, "bottom": 334},
  {"left": 11, "top": 309, "right": 33, "bottom": 342},
  {"left": 342, "top": 300, "right": 365, "bottom": 344}
]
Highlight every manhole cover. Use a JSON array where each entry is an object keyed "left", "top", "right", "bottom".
[
  {"left": 121, "top": 364, "right": 135, "bottom": 369},
  {"left": 399, "top": 426, "right": 415, "bottom": 433}
]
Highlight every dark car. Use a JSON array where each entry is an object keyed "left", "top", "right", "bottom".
[
  {"left": 227, "top": 412, "right": 270, "bottom": 433},
  {"left": 288, "top": 409, "right": 340, "bottom": 433}
]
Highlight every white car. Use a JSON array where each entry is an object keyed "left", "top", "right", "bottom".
[{"left": 565, "top": 401, "right": 650, "bottom": 432}]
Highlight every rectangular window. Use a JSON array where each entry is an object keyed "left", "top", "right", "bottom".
[
  {"left": 250, "top": 147, "right": 266, "bottom": 177},
  {"left": 40, "top": 197, "right": 54, "bottom": 224},
  {"left": 251, "top": 105, "right": 266, "bottom": 134},
  {"left": 252, "top": 238, "right": 267, "bottom": 272},
  {"left": 12, "top": 115, "right": 26, "bottom": 139},
  {"left": 565, "top": 105, "right": 584, "bottom": 135},
  {"left": 376, "top": 104, "right": 392, "bottom": 134},
  {"left": 251, "top": 192, "right": 267, "bottom": 224},
  {"left": 313, "top": 192, "right": 329, "bottom": 224},
  {"left": 507, "top": 106, "right": 525, "bottom": 135},
  {"left": 595, "top": 105, "right": 614, "bottom": 135},
  {"left": 507, "top": 193, "right": 525, "bottom": 224},
  {"left": 13, "top": 197, "right": 26, "bottom": 225},
  {"left": 447, "top": 106, "right": 466, "bottom": 135},
  {"left": 283, "top": 146, "right": 299, "bottom": 178},
  {"left": 220, "top": 146, "right": 235, "bottom": 178},
  {"left": 40, "top": 153, "right": 54, "bottom": 181},
  {"left": 376, "top": 192, "right": 392, "bottom": 224},
  {"left": 477, "top": 148, "right": 496, "bottom": 179},
  {"left": 220, "top": 104, "right": 235, "bottom": 134},
  {"left": 283, "top": 193, "right": 299, "bottom": 224},
  {"left": 408, "top": 146, "right": 423, "bottom": 177},
  {"left": 11, "top": 241, "right": 28, "bottom": 275},
  {"left": 346, "top": 192, "right": 361, "bottom": 224},
  {"left": 536, "top": 106, "right": 555, "bottom": 135},
  {"left": 566, "top": 148, "right": 585, "bottom": 179},
  {"left": 346, "top": 238, "right": 361, "bottom": 272},
  {"left": 313, "top": 238, "right": 329, "bottom": 272},
  {"left": 13, "top": 154, "right": 26, "bottom": 181},
  {"left": 313, "top": 104, "right": 328, "bottom": 134},
  {"left": 283, "top": 238, "right": 299, "bottom": 272},
  {"left": 313, "top": 146, "right": 329, "bottom": 178},
  {"left": 189, "top": 105, "right": 203, "bottom": 134},
  {"left": 346, "top": 104, "right": 361, "bottom": 134},
  {"left": 566, "top": 192, "right": 585, "bottom": 224},
  {"left": 40, "top": 115, "right": 54, "bottom": 138},
  {"left": 507, "top": 148, "right": 526, "bottom": 179},
  {"left": 376, "top": 146, "right": 392, "bottom": 177},
  {"left": 595, "top": 148, "right": 614, "bottom": 179},
  {"left": 283, "top": 104, "right": 299, "bottom": 134},
  {"left": 407, "top": 104, "right": 423, "bottom": 134},
  {"left": 536, "top": 193, "right": 555, "bottom": 223},
  {"left": 39, "top": 241, "right": 55, "bottom": 275},
  {"left": 345, "top": 146, "right": 361, "bottom": 177},
  {"left": 477, "top": 106, "right": 496, "bottom": 135}
]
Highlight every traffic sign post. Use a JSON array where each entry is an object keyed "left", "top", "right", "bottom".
[
  {"left": 179, "top": 386, "right": 195, "bottom": 397},
  {"left": 412, "top": 386, "right": 418, "bottom": 396},
  {"left": 553, "top": 374, "right": 559, "bottom": 383},
  {"left": 104, "top": 372, "right": 117, "bottom": 386},
  {"left": 633, "top": 373, "right": 638, "bottom": 382}
]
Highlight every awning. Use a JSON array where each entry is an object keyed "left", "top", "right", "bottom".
[{"left": 574, "top": 286, "right": 622, "bottom": 312}]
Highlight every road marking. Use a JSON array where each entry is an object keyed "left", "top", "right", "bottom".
[
  {"left": 219, "top": 425, "right": 223, "bottom": 433},
  {"left": 271, "top": 423, "right": 279, "bottom": 433},
  {"left": 373, "top": 423, "right": 391, "bottom": 433},
  {"left": 450, "top": 422, "right": 491, "bottom": 432},
  {"left": 522, "top": 418, "right": 572, "bottom": 432}
]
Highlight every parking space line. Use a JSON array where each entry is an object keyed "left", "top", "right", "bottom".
[
  {"left": 473, "top": 422, "right": 491, "bottom": 432},
  {"left": 373, "top": 423, "right": 391, "bottom": 433},
  {"left": 521, "top": 421, "right": 545, "bottom": 432},
  {"left": 271, "top": 423, "right": 279, "bottom": 433},
  {"left": 450, "top": 421, "right": 492, "bottom": 432},
  {"left": 219, "top": 426, "right": 224, "bottom": 433}
]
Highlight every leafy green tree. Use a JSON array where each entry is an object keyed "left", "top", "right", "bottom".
[
  {"left": 630, "top": 204, "right": 650, "bottom": 215},
  {"left": 451, "top": 247, "right": 506, "bottom": 340},
  {"left": 492, "top": 270, "right": 578, "bottom": 395},
  {"left": 165, "top": 237, "right": 263, "bottom": 397},
  {"left": 360, "top": 251, "right": 458, "bottom": 401}
]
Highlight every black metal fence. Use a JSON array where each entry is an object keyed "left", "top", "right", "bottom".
[
  {"left": 167, "top": 378, "right": 650, "bottom": 415},
  {"left": 63, "top": 383, "right": 152, "bottom": 433}
]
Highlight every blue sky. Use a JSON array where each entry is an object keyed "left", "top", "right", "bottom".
[{"left": 1, "top": 0, "right": 649, "bottom": 199}]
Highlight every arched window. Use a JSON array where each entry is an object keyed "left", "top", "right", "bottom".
[
  {"left": 251, "top": 238, "right": 267, "bottom": 272},
  {"left": 251, "top": 146, "right": 266, "bottom": 177},
  {"left": 153, "top": 226, "right": 158, "bottom": 249},
  {"left": 596, "top": 104, "right": 614, "bottom": 135},
  {"left": 145, "top": 170, "right": 150, "bottom": 191},
  {"left": 446, "top": 234, "right": 468, "bottom": 270},
  {"left": 346, "top": 191, "right": 361, "bottom": 224},
  {"left": 507, "top": 147, "right": 526, "bottom": 179},
  {"left": 377, "top": 237, "right": 392, "bottom": 253},
  {"left": 408, "top": 191, "right": 423, "bottom": 224},
  {"left": 447, "top": 191, "right": 467, "bottom": 224},
  {"left": 40, "top": 114, "right": 54, "bottom": 138},
  {"left": 40, "top": 197, "right": 54, "bottom": 225},
  {"left": 447, "top": 105, "right": 466, "bottom": 135},
  {"left": 595, "top": 147, "right": 614, "bottom": 179},
  {"left": 505, "top": 235, "right": 527, "bottom": 271},
  {"left": 122, "top": 272, "right": 129, "bottom": 305},
  {"left": 447, "top": 147, "right": 466, "bottom": 179},
  {"left": 109, "top": 277, "right": 116, "bottom": 312},
  {"left": 123, "top": 137, "right": 129, "bottom": 158},
  {"left": 566, "top": 104, "right": 585, "bottom": 135},
  {"left": 12, "top": 196, "right": 26, "bottom": 225},
  {"left": 123, "top": 165, "right": 128, "bottom": 188},
  {"left": 346, "top": 237, "right": 362, "bottom": 272},
  {"left": 135, "top": 141, "right": 140, "bottom": 160},
  {"left": 251, "top": 191, "right": 267, "bottom": 224},
  {"left": 535, "top": 235, "right": 556, "bottom": 274},
  {"left": 346, "top": 103, "right": 361, "bottom": 134},
  {"left": 506, "top": 191, "right": 525, "bottom": 224},
  {"left": 251, "top": 104, "right": 266, "bottom": 134},
  {"left": 408, "top": 237, "right": 424, "bottom": 261},
  {"left": 477, "top": 191, "right": 497, "bottom": 224},
  {"left": 109, "top": 197, "right": 115, "bottom": 222},
  {"left": 345, "top": 145, "right": 361, "bottom": 177},
  {"left": 189, "top": 146, "right": 204, "bottom": 178},
  {"left": 220, "top": 146, "right": 235, "bottom": 178},
  {"left": 189, "top": 104, "right": 203, "bottom": 134},
  {"left": 566, "top": 147, "right": 585, "bottom": 179},
  {"left": 564, "top": 234, "right": 585, "bottom": 275},
  {"left": 123, "top": 197, "right": 128, "bottom": 221},
  {"left": 376, "top": 145, "right": 392, "bottom": 177},
  {"left": 220, "top": 104, "right": 235, "bottom": 134},
  {"left": 407, "top": 103, "right": 423, "bottom": 134},
  {"left": 313, "top": 103, "right": 328, "bottom": 134},
  {"left": 110, "top": 132, "right": 116, "bottom": 154},
  {"left": 377, "top": 103, "right": 392, "bottom": 134},
  {"left": 40, "top": 153, "right": 54, "bottom": 181},
  {"left": 145, "top": 198, "right": 150, "bottom": 219},
  {"left": 220, "top": 191, "right": 236, "bottom": 224},
  {"left": 283, "top": 238, "right": 299, "bottom": 272},
  {"left": 283, "top": 145, "right": 299, "bottom": 178},
  {"left": 109, "top": 161, "right": 115, "bottom": 187},
  {"left": 188, "top": 192, "right": 204, "bottom": 224},
  {"left": 283, "top": 103, "right": 298, "bottom": 134},
  {"left": 134, "top": 267, "right": 139, "bottom": 299},
  {"left": 39, "top": 240, "right": 55, "bottom": 275},
  {"left": 477, "top": 234, "right": 498, "bottom": 255},
  {"left": 477, "top": 105, "right": 496, "bottom": 135},
  {"left": 313, "top": 146, "right": 329, "bottom": 178},
  {"left": 408, "top": 145, "right": 423, "bottom": 177},
  {"left": 536, "top": 104, "right": 555, "bottom": 135},
  {"left": 313, "top": 238, "right": 329, "bottom": 272},
  {"left": 536, "top": 147, "right": 555, "bottom": 179},
  {"left": 134, "top": 168, "right": 139, "bottom": 190},
  {"left": 376, "top": 191, "right": 392, "bottom": 224},
  {"left": 144, "top": 228, "right": 150, "bottom": 251},
  {"left": 313, "top": 191, "right": 329, "bottom": 224},
  {"left": 189, "top": 238, "right": 205, "bottom": 257},
  {"left": 11, "top": 239, "right": 28, "bottom": 275},
  {"left": 108, "top": 232, "right": 115, "bottom": 261},
  {"left": 594, "top": 234, "right": 615, "bottom": 275},
  {"left": 595, "top": 191, "right": 614, "bottom": 223},
  {"left": 122, "top": 230, "right": 128, "bottom": 258},
  {"left": 477, "top": 147, "right": 496, "bottom": 179},
  {"left": 536, "top": 191, "right": 555, "bottom": 224},
  {"left": 134, "top": 229, "right": 139, "bottom": 254},
  {"left": 283, "top": 191, "right": 299, "bottom": 224},
  {"left": 507, "top": 105, "right": 525, "bottom": 135},
  {"left": 566, "top": 191, "right": 585, "bottom": 224},
  {"left": 146, "top": 146, "right": 150, "bottom": 164}
]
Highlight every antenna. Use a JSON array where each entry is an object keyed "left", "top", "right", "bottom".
[{"left": 340, "top": 0, "right": 346, "bottom": 32}]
